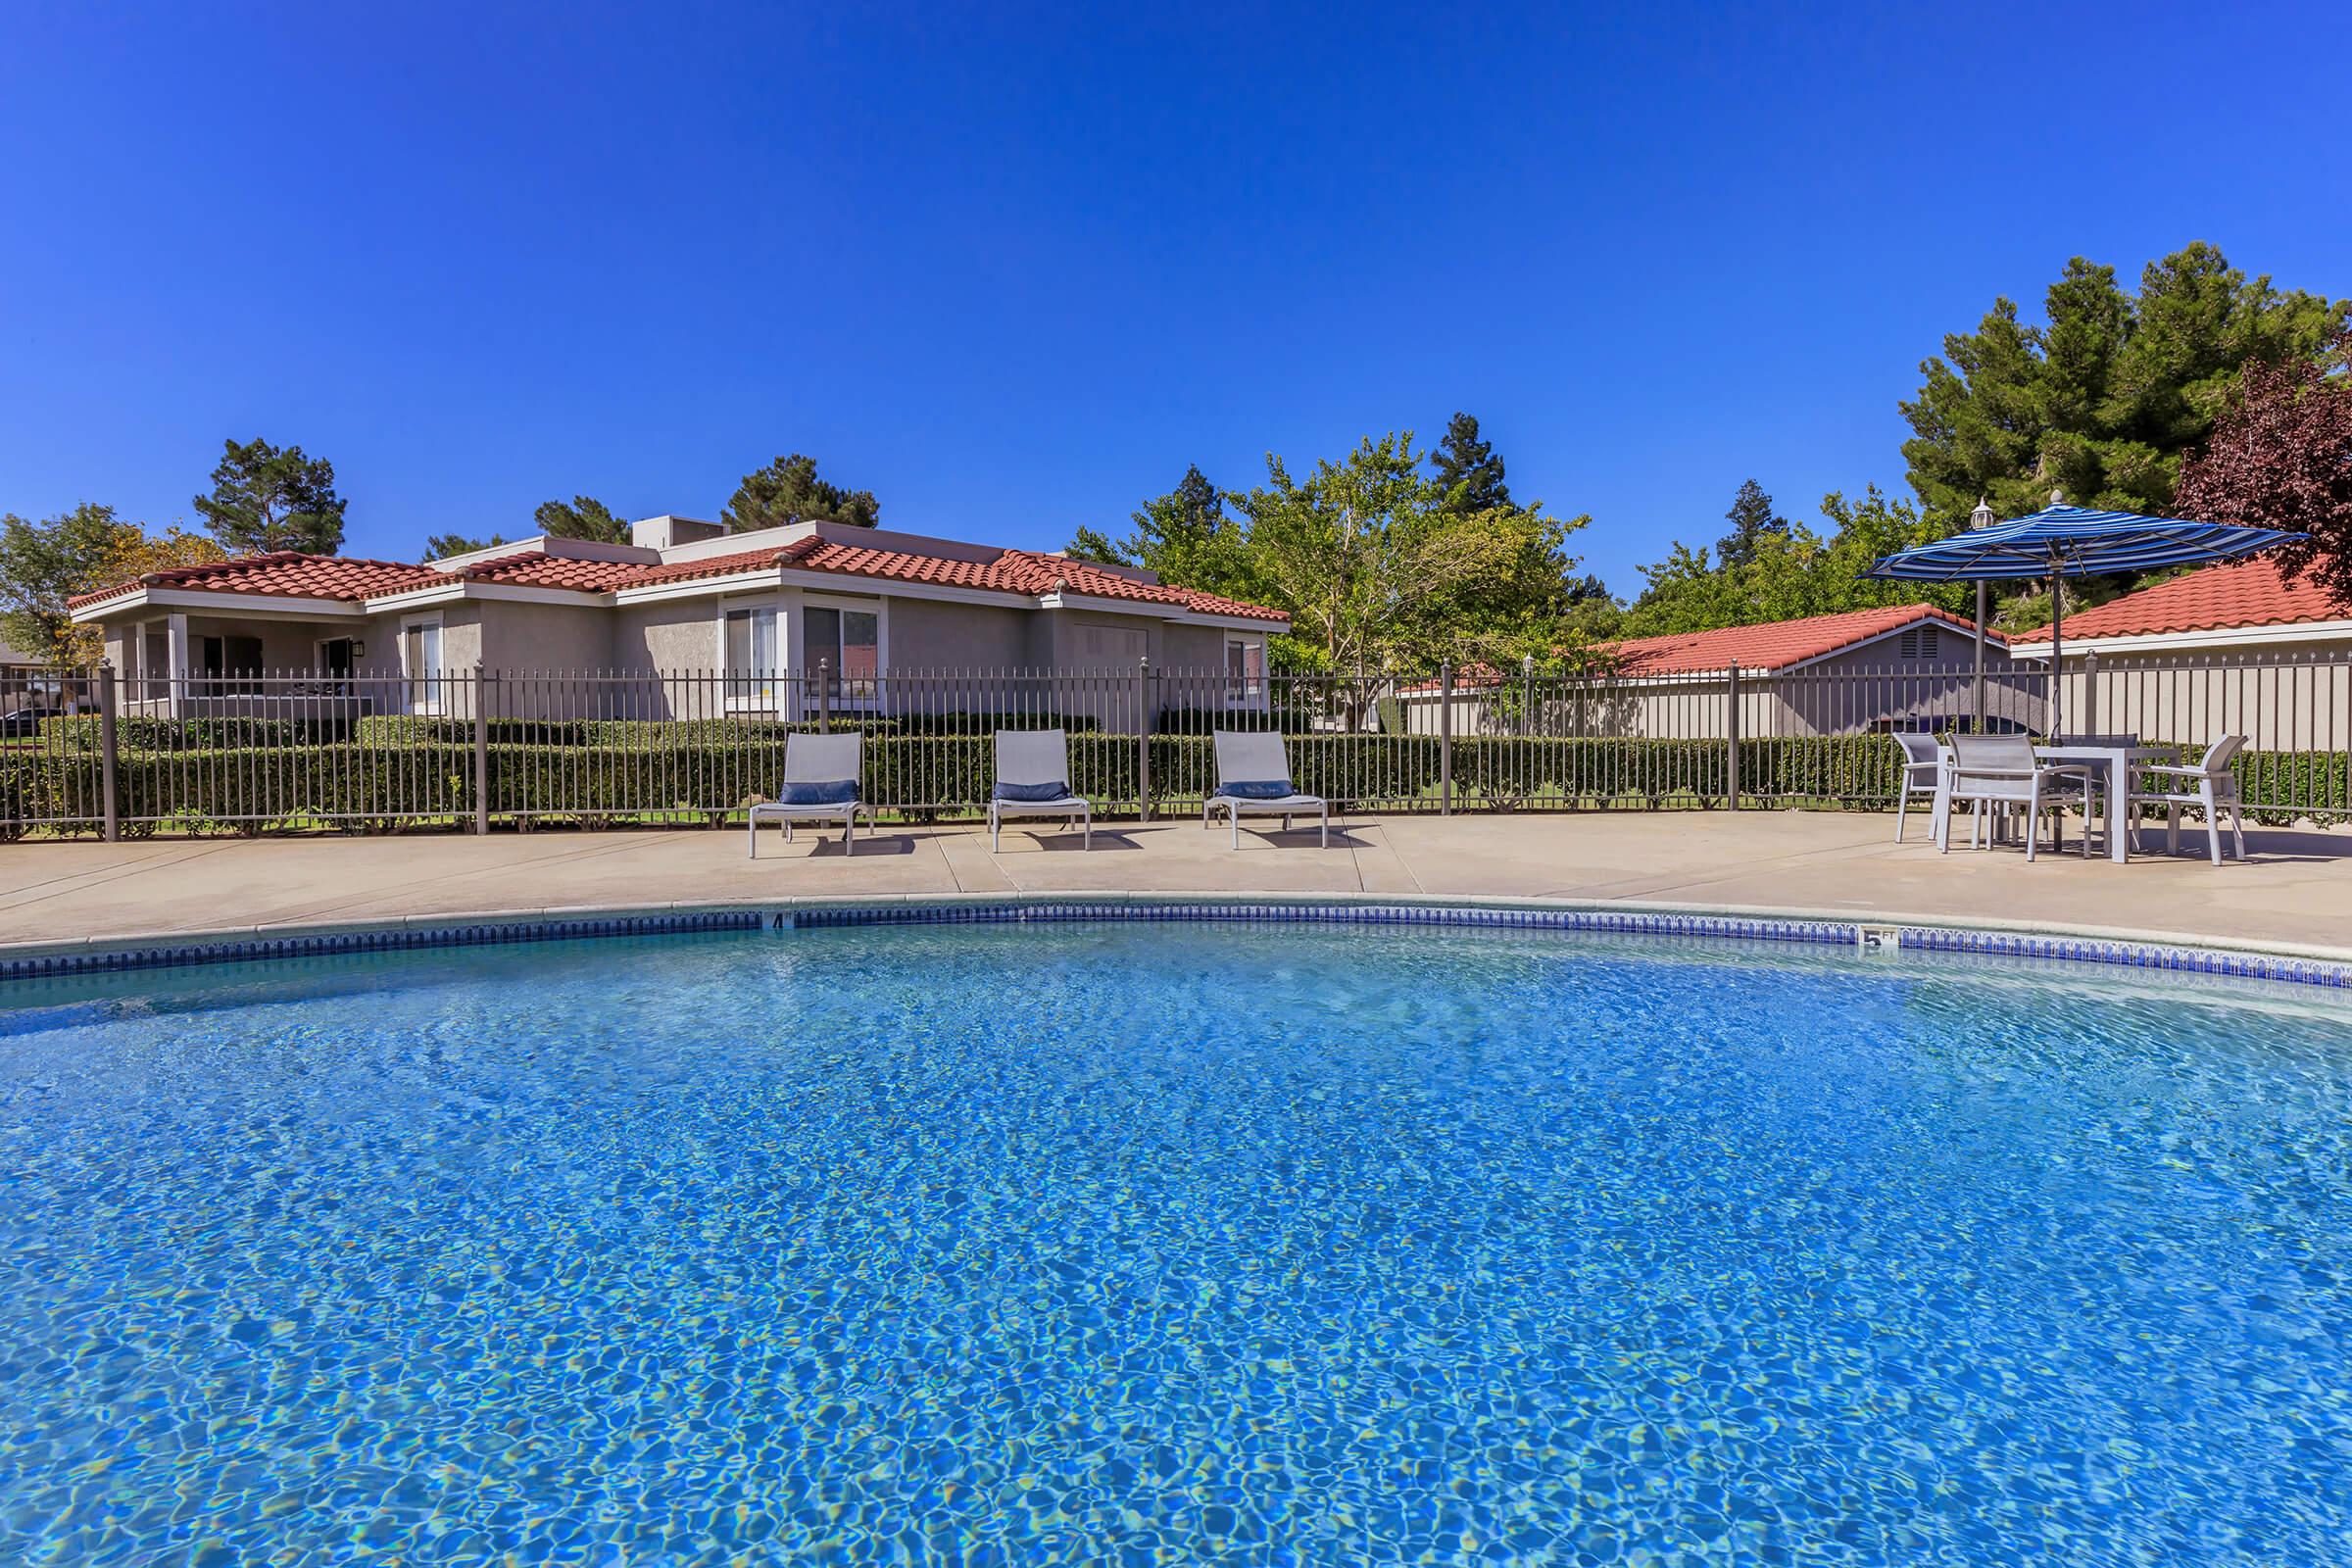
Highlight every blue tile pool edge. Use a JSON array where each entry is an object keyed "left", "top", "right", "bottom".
[{"left": 2, "top": 899, "right": 2348, "bottom": 989}]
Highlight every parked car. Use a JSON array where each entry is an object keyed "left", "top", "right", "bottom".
[{"left": 0, "top": 704, "right": 61, "bottom": 738}]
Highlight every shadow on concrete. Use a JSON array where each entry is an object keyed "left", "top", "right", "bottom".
[{"left": 771, "top": 832, "right": 918, "bottom": 858}]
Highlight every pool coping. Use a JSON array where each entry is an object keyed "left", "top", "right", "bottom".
[{"left": 2, "top": 891, "right": 2350, "bottom": 989}]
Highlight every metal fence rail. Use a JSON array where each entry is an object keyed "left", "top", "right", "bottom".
[{"left": 1, "top": 653, "right": 2343, "bottom": 838}]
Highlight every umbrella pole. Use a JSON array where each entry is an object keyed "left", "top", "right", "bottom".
[
  {"left": 2048, "top": 557, "right": 2064, "bottom": 739},
  {"left": 1973, "top": 581, "right": 1986, "bottom": 733}
]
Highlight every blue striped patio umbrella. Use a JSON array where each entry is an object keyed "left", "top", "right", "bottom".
[{"left": 1861, "top": 499, "right": 2304, "bottom": 734}]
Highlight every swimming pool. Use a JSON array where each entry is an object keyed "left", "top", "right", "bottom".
[{"left": 3, "top": 921, "right": 2349, "bottom": 1565}]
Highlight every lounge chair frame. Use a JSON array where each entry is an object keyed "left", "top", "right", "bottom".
[
  {"left": 1203, "top": 729, "right": 1330, "bottom": 850},
  {"left": 989, "top": 728, "right": 1092, "bottom": 851},
  {"left": 747, "top": 732, "right": 868, "bottom": 858}
]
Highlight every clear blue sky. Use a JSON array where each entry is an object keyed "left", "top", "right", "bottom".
[{"left": 3, "top": 2, "right": 2345, "bottom": 592}]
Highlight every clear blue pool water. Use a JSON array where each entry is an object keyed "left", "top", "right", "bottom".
[{"left": 3, "top": 924, "right": 2350, "bottom": 1566}]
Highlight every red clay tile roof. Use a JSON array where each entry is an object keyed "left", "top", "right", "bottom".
[
  {"left": 66, "top": 552, "right": 440, "bottom": 610},
  {"left": 1602, "top": 604, "right": 1994, "bottom": 675},
  {"left": 609, "top": 538, "right": 1285, "bottom": 620},
  {"left": 2010, "top": 555, "right": 2348, "bottom": 645},
  {"left": 71, "top": 538, "right": 1291, "bottom": 623},
  {"left": 438, "top": 550, "right": 656, "bottom": 592}
]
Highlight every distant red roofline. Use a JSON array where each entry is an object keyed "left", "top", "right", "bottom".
[
  {"left": 2008, "top": 553, "right": 2348, "bottom": 647},
  {"left": 1598, "top": 603, "right": 1998, "bottom": 676},
  {"left": 1390, "top": 603, "right": 1995, "bottom": 692}
]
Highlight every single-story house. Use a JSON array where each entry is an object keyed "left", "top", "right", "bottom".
[
  {"left": 2008, "top": 555, "right": 2350, "bottom": 750},
  {"left": 1396, "top": 603, "right": 2022, "bottom": 738},
  {"left": 67, "top": 514, "right": 1287, "bottom": 724}
]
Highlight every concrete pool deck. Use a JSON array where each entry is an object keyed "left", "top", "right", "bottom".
[{"left": 3, "top": 810, "right": 2350, "bottom": 961}]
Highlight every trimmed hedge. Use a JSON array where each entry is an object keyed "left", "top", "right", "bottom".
[
  {"left": 1, "top": 733, "right": 2343, "bottom": 834},
  {"left": 36, "top": 715, "right": 312, "bottom": 752}
]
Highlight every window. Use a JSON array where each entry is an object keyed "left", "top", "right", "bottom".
[
  {"left": 195, "top": 633, "right": 265, "bottom": 693},
  {"left": 1897, "top": 627, "right": 1939, "bottom": 662},
  {"left": 402, "top": 617, "right": 444, "bottom": 712},
  {"left": 1225, "top": 636, "right": 1266, "bottom": 704},
  {"left": 805, "top": 604, "right": 881, "bottom": 704},
  {"left": 723, "top": 605, "right": 778, "bottom": 709}
]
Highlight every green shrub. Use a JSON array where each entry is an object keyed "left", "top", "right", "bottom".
[{"left": 37, "top": 714, "right": 310, "bottom": 752}]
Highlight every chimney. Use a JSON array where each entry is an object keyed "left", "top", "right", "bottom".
[{"left": 630, "top": 514, "right": 728, "bottom": 552}]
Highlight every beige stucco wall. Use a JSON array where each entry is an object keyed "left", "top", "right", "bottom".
[
  {"left": 474, "top": 603, "right": 612, "bottom": 672},
  {"left": 606, "top": 600, "right": 720, "bottom": 719},
  {"left": 889, "top": 598, "right": 1034, "bottom": 670},
  {"left": 2052, "top": 641, "right": 2352, "bottom": 751},
  {"left": 1400, "top": 634, "right": 2030, "bottom": 740}
]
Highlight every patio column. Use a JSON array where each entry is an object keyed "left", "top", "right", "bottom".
[
  {"left": 165, "top": 612, "right": 190, "bottom": 719},
  {"left": 780, "top": 586, "right": 807, "bottom": 724}
]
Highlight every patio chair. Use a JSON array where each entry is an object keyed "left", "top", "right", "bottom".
[
  {"left": 989, "top": 728, "right": 1091, "bottom": 851},
  {"left": 1204, "top": 729, "right": 1328, "bottom": 849},
  {"left": 1891, "top": 731, "right": 1948, "bottom": 844},
  {"left": 747, "top": 732, "right": 866, "bottom": 858},
  {"left": 2126, "top": 734, "right": 2248, "bottom": 865},
  {"left": 1940, "top": 733, "right": 2092, "bottom": 861}
]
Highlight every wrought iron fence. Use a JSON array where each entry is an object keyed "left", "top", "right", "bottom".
[{"left": 1, "top": 652, "right": 2344, "bottom": 838}]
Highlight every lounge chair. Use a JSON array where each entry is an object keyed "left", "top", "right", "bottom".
[
  {"left": 1204, "top": 729, "right": 1328, "bottom": 849},
  {"left": 1939, "top": 733, "right": 2091, "bottom": 861},
  {"left": 990, "top": 728, "right": 1091, "bottom": 851},
  {"left": 2127, "top": 734, "right": 2248, "bottom": 865},
  {"left": 747, "top": 732, "right": 866, "bottom": 858},
  {"left": 1891, "top": 731, "right": 1948, "bottom": 844}
]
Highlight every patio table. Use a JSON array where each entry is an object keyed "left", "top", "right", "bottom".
[{"left": 2032, "top": 744, "right": 2180, "bottom": 864}]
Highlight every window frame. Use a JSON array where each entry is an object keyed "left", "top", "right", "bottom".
[
  {"left": 1224, "top": 634, "right": 1268, "bottom": 708},
  {"left": 717, "top": 597, "right": 782, "bottom": 712},
  {"left": 800, "top": 593, "right": 889, "bottom": 710}
]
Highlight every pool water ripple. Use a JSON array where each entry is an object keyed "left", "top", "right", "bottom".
[{"left": 2, "top": 925, "right": 2350, "bottom": 1564}]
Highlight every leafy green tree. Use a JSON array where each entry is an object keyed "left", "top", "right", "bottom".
[
  {"left": 1556, "top": 572, "right": 1623, "bottom": 641},
  {"left": 1619, "top": 489, "right": 1967, "bottom": 638},
  {"left": 192, "top": 438, "right": 348, "bottom": 555},
  {"left": 1901, "top": 244, "right": 2342, "bottom": 534},
  {"left": 1429, "top": 413, "right": 1512, "bottom": 513},
  {"left": 1063, "top": 466, "right": 1256, "bottom": 598},
  {"left": 0, "top": 504, "right": 127, "bottom": 662},
  {"left": 533, "top": 496, "right": 631, "bottom": 544},
  {"left": 1714, "top": 478, "right": 1788, "bottom": 569},
  {"left": 1232, "top": 432, "right": 1584, "bottom": 669},
  {"left": 0, "top": 505, "right": 225, "bottom": 662},
  {"left": 721, "top": 454, "right": 880, "bottom": 532}
]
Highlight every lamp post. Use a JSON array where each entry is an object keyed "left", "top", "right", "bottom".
[{"left": 1969, "top": 497, "right": 1995, "bottom": 731}]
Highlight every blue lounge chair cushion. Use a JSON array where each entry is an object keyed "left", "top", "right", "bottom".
[
  {"left": 1217, "top": 779, "right": 1295, "bottom": 801},
  {"left": 776, "top": 779, "right": 858, "bottom": 806},
  {"left": 995, "top": 780, "right": 1072, "bottom": 803}
]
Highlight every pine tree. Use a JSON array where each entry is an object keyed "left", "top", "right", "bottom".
[
  {"left": 192, "top": 438, "right": 348, "bottom": 555},
  {"left": 532, "top": 496, "right": 631, "bottom": 544},
  {"left": 1429, "top": 413, "right": 1512, "bottom": 513},
  {"left": 1713, "top": 478, "right": 1788, "bottom": 568},
  {"left": 1063, "top": 466, "right": 1242, "bottom": 588},
  {"left": 721, "top": 454, "right": 880, "bottom": 531}
]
